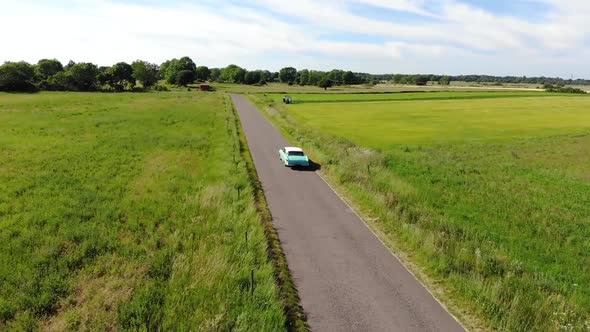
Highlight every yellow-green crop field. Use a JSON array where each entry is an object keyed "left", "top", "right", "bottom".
[{"left": 281, "top": 94, "right": 590, "bottom": 146}]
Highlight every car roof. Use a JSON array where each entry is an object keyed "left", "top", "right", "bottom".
[{"left": 284, "top": 146, "right": 303, "bottom": 152}]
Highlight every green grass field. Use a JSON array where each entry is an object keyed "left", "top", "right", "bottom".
[
  {"left": 284, "top": 95, "right": 590, "bottom": 146},
  {"left": 0, "top": 92, "right": 287, "bottom": 331},
  {"left": 253, "top": 92, "right": 590, "bottom": 331},
  {"left": 268, "top": 91, "right": 563, "bottom": 104},
  {"left": 213, "top": 82, "right": 547, "bottom": 94}
]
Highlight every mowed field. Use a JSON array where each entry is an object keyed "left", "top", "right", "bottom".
[
  {"left": 0, "top": 92, "right": 286, "bottom": 330},
  {"left": 255, "top": 92, "right": 590, "bottom": 331},
  {"left": 280, "top": 93, "right": 590, "bottom": 146},
  {"left": 268, "top": 91, "right": 561, "bottom": 104},
  {"left": 215, "top": 82, "right": 548, "bottom": 94}
]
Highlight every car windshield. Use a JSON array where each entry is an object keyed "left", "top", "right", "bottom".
[{"left": 288, "top": 151, "right": 304, "bottom": 156}]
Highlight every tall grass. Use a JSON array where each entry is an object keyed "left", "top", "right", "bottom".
[
  {"left": 250, "top": 93, "right": 590, "bottom": 331},
  {"left": 0, "top": 92, "right": 287, "bottom": 330}
]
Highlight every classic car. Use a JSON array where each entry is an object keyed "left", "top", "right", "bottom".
[{"left": 279, "top": 146, "right": 309, "bottom": 167}]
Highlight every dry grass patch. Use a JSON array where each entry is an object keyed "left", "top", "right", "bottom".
[{"left": 43, "top": 256, "right": 147, "bottom": 331}]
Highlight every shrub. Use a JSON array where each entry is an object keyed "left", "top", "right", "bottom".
[
  {"left": 131, "top": 86, "right": 147, "bottom": 92},
  {"left": 176, "top": 70, "right": 194, "bottom": 87},
  {"left": 0, "top": 61, "right": 37, "bottom": 92},
  {"left": 153, "top": 85, "right": 169, "bottom": 92},
  {"left": 46, "top": 71, "right": 73, "bottom": 91},
  {"left": 544, "top": 84, "right": 586, "bottom": 94}
]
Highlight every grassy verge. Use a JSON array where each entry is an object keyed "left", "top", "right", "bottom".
[
  {"left": 0, "top": 91, "right": 286, "bottom": 330},
  {"left": 227, "top": 95, "right": 308, "bottom": 332},
  {"left": 249, "top": 93, "right": 590, "bottom": 331}
]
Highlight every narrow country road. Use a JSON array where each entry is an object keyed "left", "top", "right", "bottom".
[{"left": 231, "top": 94, "right": 465, "bottom": 332}]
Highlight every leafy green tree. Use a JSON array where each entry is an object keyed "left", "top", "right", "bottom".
[
  {"left": 35, "top": 59, "right": 63, "bottom": 81},
  {"left": 233, "top": 68, "right": 246, "bottom": 84},
  {"left": 219, "top": 65, "right": 232, "bottom": 82},
  {"left": 415, "top": 75, "right": 429, "bottom": 86},
  {"left": 260, "top": 70, "right": 272, "bottom": 82},
  {"left": 176, "top": 57, "right": 197, "bottom": 73},
  {"left": 343, "top": 71, "right": 356, "bottom": 85},
  {"left": 195, "top": 66, "right": 210, "bottom": 82},
  {"left": 271, "top": 72, "right": 279, "bottom": 82},
  {"left": 159, "top": 60, "right": 173, "bottom": 79},
  {"left": 308, "top": 70, "right": 324, "bottom": 86},
  {"left": 68, "top": 62, "right": 99, "bottom": 91},
  {"left": 163, "top": 56, "right": 197, "bottom": 84},
  {"left": 279, "top": 67, "right": 297, "bottom": 83},
  {"left": 64, "top": 60, "right": 76, "bottom": 70},
  {"left": 244, "top": 71, "right": 262, "bottom": 85},
  {"left": 0, "top": 61, "right": 36, "bottom": 91},
  {"left": 132, "top": 60, "right": 159, "bottom": 89},
  {"left": 162, "top": 59, "right": 180, "bottom": 84},
  {"left": 298, "top": 69, "right": 309, "bottom": 86},
  {"left": 96, "top": 67, "right": 112, "bottom": 88},
  {"left": 220, "top": 64, "right": 246, "bottom": 83},
  {"left": 439, "top": 76, "right": 450, "bottom": 86},
  {"left": 106, "top": 62, "right": 135, "bottom": 91},
  {"left": 46, "top": 71, "right": 72, "bottom": 91},
  {"left": 176, "top": 70, "right": 194, "bottom": 86},
  {"left": 328, "top": 69, "right": 344, "bottom": 85},
  {"left": 318, "top": 77, "right": 332, "bottom": 90},
  {"left": 209, "top": 68, "right": 221, "bottom": 82}
]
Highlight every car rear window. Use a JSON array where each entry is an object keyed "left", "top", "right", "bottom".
[{"left": 288, "top": 151, "right": 304, "bottom": 156}]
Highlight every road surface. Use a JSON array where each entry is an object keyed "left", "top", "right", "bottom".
[{"left": 231, "top": 94, "right": 465, "bottom": 332}]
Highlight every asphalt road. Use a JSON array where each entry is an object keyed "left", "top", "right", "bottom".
[{"left": 231, "top": 94, "right": 465, "bottom": 332}]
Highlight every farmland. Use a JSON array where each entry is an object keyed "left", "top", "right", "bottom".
[
  {"left": 252, "top": 92, "right": 590, "bottom": 331},
  {"left": 266, "top": 91, "right": 562, "bottom": 104},
  {"left": 214, "top": 82, "right": 549, "bottom": 94},
  {"left": 0, "top": 92, "right": 287, "bottom": 330},
  {"left": 282, "top": 94, "right": 590, "bottom": 146}
]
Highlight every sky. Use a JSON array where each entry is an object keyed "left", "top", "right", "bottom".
[{"left": 1, "top": 0, "right": 589, "bottom": 78}]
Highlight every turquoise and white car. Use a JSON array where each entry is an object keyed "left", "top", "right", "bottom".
[{"left": 279, "top": 147, "right": 310, "bottom": 167}]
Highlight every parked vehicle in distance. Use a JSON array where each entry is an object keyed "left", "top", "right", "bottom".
[{"left": 279, "top": 147, "right": 310, "bottom": 167}]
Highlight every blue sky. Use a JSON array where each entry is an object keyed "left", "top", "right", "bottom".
[{"left": 1, "top": 0, "right": 589, "bottom": 78}]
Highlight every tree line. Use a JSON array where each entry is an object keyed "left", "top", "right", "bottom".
[
  {"left": 1, "top": 56, "right": 588, "bottom": 92},
  {"left": 390, "top": 74, "right": 590, "bottom": 86},
  {"left": 0, "top": 57, "right": 377, "bottom": 92},
  {"left": 0, "top": 59, "right": 161, "bottom": 92}
]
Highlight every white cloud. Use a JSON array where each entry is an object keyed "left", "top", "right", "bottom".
[
  {"left": 354, "top": 0, "right": 438, "bottom": 18},
  {"left": 0, "top": 0, "right": 588, "bottom": 77}
]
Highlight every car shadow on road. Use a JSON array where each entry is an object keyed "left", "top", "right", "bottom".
[{"left": 291, "top": 160, "right": 322, "bottom": 172}]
